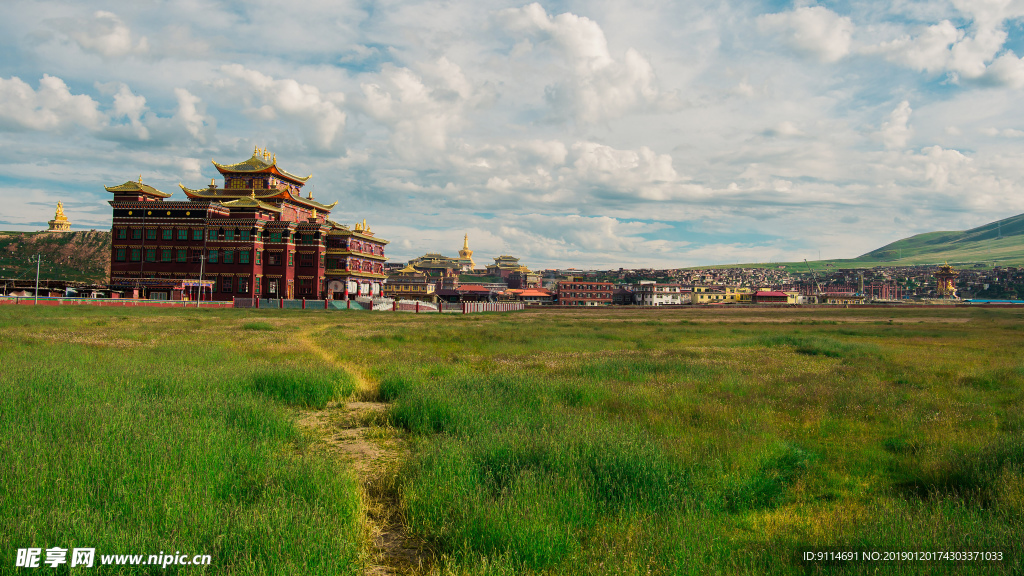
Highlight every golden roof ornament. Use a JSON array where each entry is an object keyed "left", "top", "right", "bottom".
[
  {"left": 312, "top": 208, "right": 318, "bottom": 219},
  {"left": 138, "top": 174, "right": 143, "bottom": 183}
]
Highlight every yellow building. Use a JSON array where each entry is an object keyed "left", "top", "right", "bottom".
[{"left": 692, "top": 285, "right": 752, "bottom": 304}]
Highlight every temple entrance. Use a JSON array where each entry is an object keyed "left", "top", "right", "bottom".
[{"left": 268, "top": 279, "right": 279, "bottom": 298}]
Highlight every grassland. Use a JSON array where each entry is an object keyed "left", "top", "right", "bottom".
[{"left": 1, "top": 306, "right": 1022, "bottom": 575}]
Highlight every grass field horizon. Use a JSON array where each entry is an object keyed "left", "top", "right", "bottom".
[{"left": 2, "top": 306, "right": 1021, "bottom": 574}]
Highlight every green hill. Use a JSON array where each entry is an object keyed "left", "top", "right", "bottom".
[
  {"left": 0, "top": 231, "right": 110, "bottom": 283},
  {"left": 688, "top": 213, "right": 1024, "bottom": 271},
  {"left": 852, "top": 212, "right": 1024, "bottom": 266}
]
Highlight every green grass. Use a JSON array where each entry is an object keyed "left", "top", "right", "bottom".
[
  {"left": 2, "top": 305, "right": 1023, "bottom": 575},
  {"left": 328, "top": 307, "right": 1024, "bottom": 575},
  {"left": 0, "top": 307, "right": 362, "bottom": 575}
]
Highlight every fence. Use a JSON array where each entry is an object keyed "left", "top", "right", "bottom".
[
  {"left": 461, "top": 302, "right": 525, "bottom": 313},
  {"left": 229, "top": 297, "right": 524, "bottom": 313},
  {"left": 0, "top": 297, "right": 232, "bottom": 308}
]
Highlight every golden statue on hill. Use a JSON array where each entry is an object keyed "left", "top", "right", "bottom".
[{"left": 47, "top": 201, "right": 71, "bottom": 233}]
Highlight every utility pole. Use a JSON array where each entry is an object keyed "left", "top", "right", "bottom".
[
  {"left": 34, "top": 254, "right": 41, "bottom": 305},
  {"left": 196, "top": 253, "right": 206, "bottom": 308}
]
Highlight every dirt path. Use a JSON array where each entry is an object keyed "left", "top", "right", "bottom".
[{"left": 296, "top": 329, "right": 429, "bottom": 575}]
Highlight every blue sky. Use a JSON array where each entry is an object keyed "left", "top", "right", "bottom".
[{"left": 3, "top": 0, "right": 1024, "bottom": 268}]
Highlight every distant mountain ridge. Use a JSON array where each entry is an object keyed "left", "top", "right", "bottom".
[
  {"left": 854, "top": 212, "right": 1024, "bottom": 265},
  {"left": 0, "top": 231, "right": 110, "bottom": 283}
]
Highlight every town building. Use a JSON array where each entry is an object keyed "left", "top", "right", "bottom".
[
  {"left": 487, "top": 255, "right": 526, "bottom": 280},
  {"left": 382, "top": 263, "right": 436, "bottom": 303},
  {"left": 556, "top": 281, "right": 613, "bottom": 306},
  {"left": 752, "top": 290, "right": 795, "bottom": 304},
  {"left": 107, "top": 148, "right": 387, "bottom": 301},
  {"left": 501, "top": 288, "right": 555, "bottom": 305},
  {"left": 692, "top": 285, "right": 753, "bottom": 304},
  {"left": 47, "top": 201, "right": 71, "bottom": 232},
  {"left": 635, "top": 281, "right": 686, "bottom": 305}
]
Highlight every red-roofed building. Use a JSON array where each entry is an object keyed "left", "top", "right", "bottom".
[
  {"left": 753, "top": 291, "right": 795, "bottom": 304},
  {"left": 503, "top": 288, "right": 555, "bottom": 305}
]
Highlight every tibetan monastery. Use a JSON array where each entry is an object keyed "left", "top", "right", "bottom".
[{"left": 107, "top": 147, "right": 388, "bottom": 301}]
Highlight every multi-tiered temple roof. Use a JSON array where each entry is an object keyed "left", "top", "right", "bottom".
[{"left": 179, "top": 147, "right": 337, "bottom": 212}]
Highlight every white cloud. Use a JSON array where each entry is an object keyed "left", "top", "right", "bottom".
[
  {"left": 217, "top": 64, "right": 346, "bottom": 150},
  {"left": 869, "top": 21, "right": 961, "bottom": 74},
  {"left": 0, "top": 75, "right": 104, "bottom": 132},
  {"left": 500, "top": 3, "right": 675, "bottom": 123},
  {"left": 173, "top": 88, "right": 212, "bottom": 143},
  {"left": 880, "top": 100, "right": 913, "bottom": 149},
  {"left": 757, "top": 6, "right": 854, "bottom": 63},
  {"left": 360, "top": 58, "right": 489, "bottom": 159},
  {"left": 64, "top": 11, "right": 149, "bottom": 58}
]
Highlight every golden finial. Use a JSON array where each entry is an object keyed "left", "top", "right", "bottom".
[
  {"left": 210, "top": 178, "right": 215, "bottom": 187},
  {"left": 272, "top": 154, "right": 276, "bottom": 164},
  {"left": 138, "top": 174, "right": 143, "bottom": 184},
  {"left": 311, "top": 208, "right": 317, "bottom": 219},
  {"left": 250, "top": 189, "right": 256, "bottom": 199},
  {"left": 253, "top": 145, "right": 259, "bottom": 156},
  {"left": 354, "top": 220, "right": 363, "bottom": 232},
  {"left": 463, "top": 233, "right": 469, "bottom": 250}
]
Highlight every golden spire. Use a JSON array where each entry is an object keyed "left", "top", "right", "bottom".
[
  {"left": 253, "top": 145, "right": 259, "bottom": 156},
  {"left": 311, "top": 208, "right": 318, "bottom": 219},
  {"left": 210, "top": 178, "right": 216, "bottom": 187},
  {"left": 272, "top": 154, "right": 276, "bottom": 164},
  {"left": 354, "top": 220, "right": 363, "bottom": 232},
  {"left": 138, "top": 174, "right": 143, "bottom": 183},
  {"left": 362, "top": 218, "right": 367, "bottom": 232},
  {"left": 463, "top": 233, "right": 469, "bottom": 250}
]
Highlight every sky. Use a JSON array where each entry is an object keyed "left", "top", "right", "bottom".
[{"left": 3, "top": 0, "right": 1024, "bottom": 269}]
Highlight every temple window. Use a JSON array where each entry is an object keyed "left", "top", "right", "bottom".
[
  {"left": 191, "top": 250, "right": 202, "bottom": 264},
  {"left": 132, "top": 229, "right": 142, "bottom": 240},
  {"left": 270, "top": 231, "right": 282, "bottom": 243},
  {"left": 267, "top": 253, "right": 280, "bottom": 266},
  {"left": 176, "top": 249, "right": 187, "bottom": 263},
  {"left": 208, "top": 230, "right": 217, "bottom": 241},
  {"left": 255, "top": 251, "right": 262, "bottom": 265},
  {"left": 115, "top": 248, "right": 126, "bottom": 261},
  {"left": 117, "top": 228, "right": 127, "bottom": 239},
  {"left": 193, "top": 229, "right": 203, "bottom": 241},
  {"left": 130, "top": 249, "right": 141, "bottom": 262},
  {"left": 254, "top": 179, "right": 264, "bottom": 189},
  {"left": 300, "top": 253, "right": 313, "bottom": 267},
  {"left": 225, "top": 230, "right": 235, "bottom": 241},
  {"left": 228, "top": 179, "right": 245, "bottom": 189},
  {"left": 240, "top": 251, "right": 250, "bottom": 264},
  {"left": 145, "top": 249, "right": 156, "bottom": 262},
  {"left": 238, "top": 279, "right": 249, "bottom": 293},
  {"left": 177, "top": 229, "right": 187, "bottom": 240},
  {"left": 224, "top": 251, "right": 234, "bottom": 264},
  {"left": 161, "top": 249, "right": 172, "bottom": 262},
  {"left": 162, "top": 229, "right": 173, "bottom": 240},
  {"left": 240, "top": 230, "right": 250, "bottom": 241},
  {"left": 288, "top": 254, "right": 294, "bottom": 267},
  {"left": 209, "top": 250, "right": 218, "bottom": 264},
  {"left": 222, "top": 277, "right": 232, "bottom": 293},
  {"left": 147, "top": 229, "right": 157, "bottom": 241}
]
